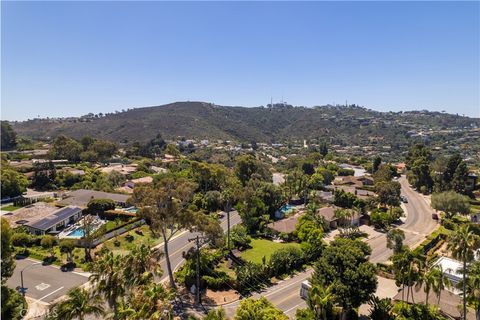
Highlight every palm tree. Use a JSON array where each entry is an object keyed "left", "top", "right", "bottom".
[
  {"left": 465, "top": 261, "right": 480, "bottom": 320},
  {"left": 368, "top": 296, "right": 394, "bottom": 320},
  {"left": 416, "top": 265, "right": 450, "bottom": 307},
  {"left": 89, "top": 250, "right": 125, "bottom": 320},
  {"left": 307, "top": 284, "right": 335, "bottom": 320},
  {"left": 448, "top": 225, "right": 479, "bottom": 320},
  {"left": 51, "top": 287, "right": 104, "bottom": 320},
  {"left": 392, "top": 249, "right": 425, "bottom": 303}
]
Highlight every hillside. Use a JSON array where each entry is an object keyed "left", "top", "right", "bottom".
[{"left": 11, "top": 102, "right": 480, "bottom": 146}]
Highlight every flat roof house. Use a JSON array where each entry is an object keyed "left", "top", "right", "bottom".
[
  {"left": 25, "top": 206, "right": 83, "bottom": 235},
  {"left": 57, "top": 189, "right": 130, "bottom": 208}
]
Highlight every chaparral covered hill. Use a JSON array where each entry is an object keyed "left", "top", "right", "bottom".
[{"left": 11, "top": 101, "right": 480, "bottom": 146}]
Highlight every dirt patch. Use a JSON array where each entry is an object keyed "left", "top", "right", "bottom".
[{"left": 178, "top": 288, "right": 240, "bottom": 306}]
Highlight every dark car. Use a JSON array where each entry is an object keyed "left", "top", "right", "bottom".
[
  {"left": 60, "top": 262, "right": 76, "bottom": 272},
  {"left": 432, "top": 213, "right": 439, "bottom": 220},
  {"left": 401, "top": 195, "right": 408, "bottom": 203}
]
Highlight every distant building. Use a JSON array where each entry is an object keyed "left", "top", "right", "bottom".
[
  {"left": 432, "top": 256, "right": 463, "bottom": 293},
  {"left": 57, "top": 189, "right": 130, "bottom": 208},
  {"left": 466, "top": 173, "right": 477, "bottom": 192}
]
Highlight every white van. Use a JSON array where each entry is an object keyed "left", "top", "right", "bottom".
[{"left": 300, "top": 280, "right": 312, "bottom": 300}]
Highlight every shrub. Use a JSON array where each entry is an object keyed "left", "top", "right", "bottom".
[
  {"left": 269, "top": 246, "right": 304, "bottom": 277},
  {"left": 87, "top": 198, "right": 116, "bottom": 214},
  {"left": 202, "top": 272, "right": 234, "bottom": 291},
  {"left": 235, "top": 262, "right": 269, "bottom": 294},
  {"left": 40, "top": 235, "right": 57, "bottom": 249},
  {"left": 98, "top": 210, "right": 136, "bottom": 221},
  {"left": 125, "top": 234, "right": 134, "bottom": 242},
  {"left": 11, "top": 233, "right": 33, "bottom": 247},
  {"left": 229, "top": 225, "right": 252, "bottom": 250}
]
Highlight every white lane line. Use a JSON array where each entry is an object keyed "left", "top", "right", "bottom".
[
  {"left": 283, "top": 301, "right": 306, "bottom": 316},
  {"left": 35, "top": 286, "right": 64, "bottom": 303}
]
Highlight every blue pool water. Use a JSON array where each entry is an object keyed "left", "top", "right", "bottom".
[
  {"left": 67, "top": 228, "right": 85, "bottom": 237},
  {"left": 279, "top": 204, "right": 294, "bottom": 214}
]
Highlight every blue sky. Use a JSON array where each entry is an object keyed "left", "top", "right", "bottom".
[{"left": 1, "top": 1, "right": 479, "bottom": 120}]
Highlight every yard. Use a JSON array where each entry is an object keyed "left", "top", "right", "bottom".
[
  {"left": 100, "top": 225, "right": 163, "bottom": 255},
  {"left": 1, "top": 204, "right": 24, "bottom": 212},
  {"left": 240, "top": 238, "right": 301, "bottom": 264}
]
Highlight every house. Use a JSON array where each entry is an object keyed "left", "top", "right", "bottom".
[
  {"left": 357, "top": 175, "right": 374, "bottom": 186},
  {"left": 466, "top": 173, "right": 477, "bottom": 192},
  {"left": 100, "top": 163, "right": 138, "bottom": 176},
  {"left": 396, "top": 163, "right": 407, "bottom": 174},
  {"left": 57, "top": 189, "right": 130, "bottom": 208},
  {"left": 25, "top": 206, "right": 83, "bottom": 235},
  {"left": 333, "top": 176, "right": 363, "bottom": 187},
  {"left": 119, "top": 176, "right": 154, "bottom": 194},
  {"left": 317, "top": 191, "right": 334, "bottom": 202},
  {"left": 267, "top": 214, "right": 302, "bottom": 234},
  {"left": 3, "top": 202, "right": 58, "bottom": 229},
  {"left": 317, "top": 206, "right": 339, "bottom": 229},
  {"left": 432, "top": 256, "right": 463, "bottom": 293}
]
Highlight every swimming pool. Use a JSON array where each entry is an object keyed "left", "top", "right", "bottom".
[
  {"left": 125, "top": 207, "right": 138, "bottom": 213},
  {"left": 67, "top": 227, "right": 85, "bottom": 237},
  {"left": 279, "top": 204, "right": 294, "bottom": 214}
]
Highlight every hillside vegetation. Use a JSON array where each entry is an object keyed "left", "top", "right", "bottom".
[{"left": 11, "top": 101, "right": 479, "bottom": 145}]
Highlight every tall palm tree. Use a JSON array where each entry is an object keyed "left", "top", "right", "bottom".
[
  {"left": 89, "top": 250, "right": 125, "bottom": 320},
  {"left": 465, "top": 261, "right": 480, "bottom": 320},
  {"left": 307, "top": 284, "right": 335, "bottom": 320},
  {"left": 416, "top": 265, "right": 450, "bottom": 307},
  {"left": 368, "top": 296, "right": 394, "bottom": 320},
  {"left": 448, "top": 225, "right": 479, "bottom": 320},
  {"left": 51, "top": 287, "right": 104, "bottom": 320}
]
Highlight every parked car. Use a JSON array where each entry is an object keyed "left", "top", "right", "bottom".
[
  {"left": 432, "top": 213, "right": 439, "bottom": 220},
  {"left": 300, "top": 280, "right": 311, "bottom": 300},
  {"left": 401, "top": 195, "right": 408, "bottom": 203}
]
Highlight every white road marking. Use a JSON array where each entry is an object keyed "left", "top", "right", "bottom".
[
  {"left": 35, "top": 283, "right": 50, "bottom": 291},
  {"left": 35, "top": 286, "right": 65, "bottom": 303}
]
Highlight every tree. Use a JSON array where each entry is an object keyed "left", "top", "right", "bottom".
[
  {"left": 59, "top": 239, "right": 75, "bottom": 263},
  {"left": 333, "top": 189, "right": 358, "bottom": 208},
  {"left": 50, "top": 288, "right": 104, "bottom": 320},
  {"left": 234, "top": 297, "right": 288, "bottom": 320},
  {"left": 319, "top": 141, "right": 328, "bottom": 157},
  {"left": 1, "top": 168, "right": 28, "bottom": 198},
  {"left": 1, "top": 219, "right": 23, "bottom": 320},
  {"left": 369, "top": 296, "right": 394, "bottom": 320},
  {"left": 392, "top": 248, "right": 425, "bottom": 303},
  {"left": 1, "top": 121, "right": 17, "bottom": 150},
  {"left": 464, "top": 261, "right": 480, "bottom": 320},
  {"left": 431, "top": 191, "right": 470, "bottom": 219},
  {"left": 87, "top": 198, "right": 116, "bottom": 215},
  {"left": 386, "top": 229, "right": 405, "bottom": 254},
  {"left": 406, "top": 144, "right": 433, "bottom": 193},
  {"left": 165, "top": 143, "right": 180, "bottom": 157},
  {"left": 373, "top": 156, "right": 382, "bottom": 173},
  {"left": 49, "top": 135, "right": 83, "bottom": 162},
  {"left": 90, "top": 140, "right": 117, "bottom": 161},
  {"left": 1, "top": 218, "right": 15, "bottom": 283},
  {"left": 311, "top": 238, "right": 377, "bottom": 317},
  {"left": 89, "top": 250, "right": 125, "bottom": 320},
  {"left": 229, "top": 225, "right": 252, "bottom": 250},
  {"left": 205, "top": 308, "right": 227, "bottom": 320},
  {"left": 235, "top": 154, "right": 271, "bottom": 186},
  {"left": 392, "top": 302, "right": 447, "bottom": 320},
  {"left": 417, "top": 265, "right": 450, "bottom": 307},
  {"left": 107, "top": 170, "right": 126, "bottom": 187},
  {"left": 41, "top": 235, "right": 57, "bottom": 258},
  {"left": 307, "top": 284, "right": 335, "bottom": 320},
  {"left": 32, "top": 161, "right": 57, "bottom": 190},
  {"left": 132, "top": 178, "right": 218, "bottom": 289},
  {"left": 376, "top": 181, "right": 401, "bottom": 213},
  {"left": 448, "top": 225, "right": 479, "bottom": 320}
]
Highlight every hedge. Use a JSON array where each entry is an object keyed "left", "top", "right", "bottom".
[{"left": 99, "top": 209, "right": 137, "bottom": 221}]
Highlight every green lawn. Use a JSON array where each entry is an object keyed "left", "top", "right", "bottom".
[
  {"left": 1, "top": 205, "right": 23, "bottom": 212},
  {"left": 240, "top": 239, "right": 301, "bottom": 264},
  {"left": 101, "top": 225, "right": 163, "bottom": 255}
]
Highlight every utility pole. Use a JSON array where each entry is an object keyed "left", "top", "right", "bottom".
[
  {"left": 226, "top": 202, "right": 231, "bottom": 250},
  {"left": 188, "top": 235, "right": 206, "bottom": 305}
]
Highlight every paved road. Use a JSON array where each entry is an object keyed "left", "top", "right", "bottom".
[
  {"left": 222, "top": 269, "right": 312, "bottom": 319},
  {"left": 6, "top": 258, "right": 89, "bottom": 303},
  {"left": 158, "top": 210, "right": 242, "bottom": 281},
  {"left": 368, "top": 175, "right": 438, "bottom": 263}
]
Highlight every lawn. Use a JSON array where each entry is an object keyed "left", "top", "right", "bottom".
[
  {"left": 240, "top": 239, "right": 301, "bottom": 264},
  {"left": 1, "top": 204, "right": 24, "bottom": 212},
  {"left": 101, "top": 225, "right": 163, "bottom": 255}
]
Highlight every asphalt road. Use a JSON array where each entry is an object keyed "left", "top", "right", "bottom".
[
  {"left": 6, "top": 258, "right": 89, "bottom": 303},
  {"left": 368, "top": 175, "right": 439, "bottom": 263},
  {"left": 158, "top": 210, "right": 242, "bottom": 282},
  {"left": 222, "top": 269, "right": 312, "bottom": 319}
]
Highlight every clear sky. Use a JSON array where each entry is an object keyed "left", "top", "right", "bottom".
[{"left": 1, "top": 1, "right": 479, "bottom": 120}]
